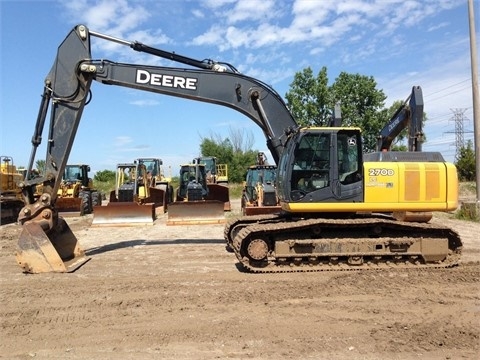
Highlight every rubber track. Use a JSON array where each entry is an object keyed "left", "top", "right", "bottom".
[{"left": 231, "top": 217, "right": 463, "bottom": 273}]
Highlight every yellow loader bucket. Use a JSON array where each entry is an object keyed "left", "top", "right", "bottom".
[
  {"left": 16, "top": 217, "right": 89, "bottom": 273},
  {"left": 92, "top": 202, "right": 155, "bottom": 226},
  {"left": 167, "top": 200, "right": 225, "bottom": 225}
]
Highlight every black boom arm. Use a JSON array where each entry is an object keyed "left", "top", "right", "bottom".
[{"left": 19, "top": 24, "right": 298, "bottom": 225}]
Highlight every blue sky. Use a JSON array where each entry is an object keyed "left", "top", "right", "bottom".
[{"left": 0, "top": 0, "right": 477, "bottom": 176}]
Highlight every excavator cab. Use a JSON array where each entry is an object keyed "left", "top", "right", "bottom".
[{"left": 282, "top": 129, "right": 363, "bottom": 206}]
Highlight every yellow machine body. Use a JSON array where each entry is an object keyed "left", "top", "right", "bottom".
[{"left": 283, "top": 161, "right": 458, "bottom": 214}]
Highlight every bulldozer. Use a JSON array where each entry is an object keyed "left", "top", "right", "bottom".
[
  {"left": 167, "top": 162, "right": 226, "bottom": 225},
  {"left": 0, "top": 156, "right": 25, "bottom": 225},
  {"left": 241, "top": 152, "right": 281, "bottom": 216},
  {"left": 136, "top": 157, "right": 174, "bottom": 205},
  {"left": 92, "top": 160, "right": 168, "bottom": 226},
  {"left": 14, "top": 25, "right": 461, "bottom": 273},
  {"left": 193, "top": 156, "right": 231, "bottom": 211},
  {"left": 56, "top": 164, "right": 101, "bottom": 216}
]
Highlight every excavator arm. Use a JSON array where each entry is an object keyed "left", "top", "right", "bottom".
[
  {"left": 16, "top": 24, "right": 297, "bottom": 273},
  {"left": 376, "top": 85, "right": 424, "bottom": 152}
]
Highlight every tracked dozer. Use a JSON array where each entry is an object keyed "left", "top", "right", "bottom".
[
  {"left": 167, "top": 162, "right": 226, "bottom": 225},
  {"left": 92, "top": 161, "right": 166, "bottom": 226},
  {"left": 193, "top": 156, "right": 230, "bottom": 211}
]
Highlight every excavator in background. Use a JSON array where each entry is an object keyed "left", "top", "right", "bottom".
[
  {"left": 92, "top": 160, "right": 167, "bottom": 226},
  {"left": 241, "top": 152, "right": 281, "bottom": 216},
  {"left": 0, "top": 156, "right": 25, "bottom": 225},
  {"left": 167, "top": 161, "right": 227, "bottom": 225},
  {"left": 56, "top": 164, "right": 101, "bottom": 216},
  {"left": 15, "top": 25, "right": 461, "bottom": 273}
]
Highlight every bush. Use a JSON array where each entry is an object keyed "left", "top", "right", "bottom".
[{"left": 455, "top": 202, "right": 480, "bottom": 222}]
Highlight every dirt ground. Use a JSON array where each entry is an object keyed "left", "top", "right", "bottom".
[{"left": 1, "top": 199, "right": 479, "bottom": 360}]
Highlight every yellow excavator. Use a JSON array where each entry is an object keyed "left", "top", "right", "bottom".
[{"left": 14, "top": 25, "right": 461, "bottom": 273}]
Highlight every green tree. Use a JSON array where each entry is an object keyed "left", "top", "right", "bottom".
[
  {"left": 329, "top": 72, "right": 386, "bottom": 151},
  {"left": 455, "top": 140, "right": 476, "bottom": 181},
  {"left": 285, "top": 66, "right": 330, "bottom": 127},
  {"left": 35, "top": 159, "right": 46, "bottom": 174},
  {"left": 94, "top": 169, "right": 116, "bottom": 182},
  {"left": 285, "top": 68, "right": 388, "bottom": 152},
  {"left": 200, "top": 128, "right": 259, "bottom": 183}
]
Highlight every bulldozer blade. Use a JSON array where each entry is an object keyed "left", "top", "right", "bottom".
[
  {"left": 16, "top": 217, "right": 89, "bottom": 273},
  {"left": 92, "top": 202, "right": 155, "bottom": 226},
  {"left": 167, "top": 200, "right": 225, "bottom": 225},
  {"left": 206, "top": 183, "right": 231, "bottom": 211},
  {"left": 56, "top": 197, "right": 82, "bottom": 216}
]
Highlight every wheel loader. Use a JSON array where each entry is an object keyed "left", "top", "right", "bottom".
[
  {"left": 167, "top": 162, "right": 227, "bottom": 225},
  {"left": 56, "top": 164, "right": 101, "bottom": 216},
  {"left": 0, "top": 156, "right": 25, "bottom": 225},
  {"left": 14, "top": 25, "right": 461, "bottom": 273},
  {"left": 92, "top": 160, "right": 168, "bottom": 226}
]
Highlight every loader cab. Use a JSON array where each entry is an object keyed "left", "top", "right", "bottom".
[
  {"left": 244, "top": 165, "right": 277, "bottom": 202},
  {"left": 63, "top": 165, "right": 90, "bottom": 187},
  {"left": 277, "top": 128, "right": 363, "bottom": 204}
]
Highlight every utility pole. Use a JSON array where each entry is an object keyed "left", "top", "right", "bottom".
[{"left": 467, "top": 0, "right": 479, "bottom": 207}]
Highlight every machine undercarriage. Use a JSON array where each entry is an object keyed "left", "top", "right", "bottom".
[{"left": 225, "top": 214, "right": 462, "bottom": 273}]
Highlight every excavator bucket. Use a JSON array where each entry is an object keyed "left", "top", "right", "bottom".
[
  {"left": 92, "top": 202, "right": 155, "bottom": 226},
  {"left": 56, "top": 197, "right": 82, "bottom": 216},
  {"left": 206, "top": 183, "right": 231, "bottom": 211},
  {"left": 16, "top": 217, "right": 89, "bottom": 273},
  {"left": 167, "top": 200, "right": 225, "bottom": 225}
]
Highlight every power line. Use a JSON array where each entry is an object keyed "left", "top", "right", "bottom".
[{"left": 445, "top": 108, "right": 474, "bottom": 161}]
